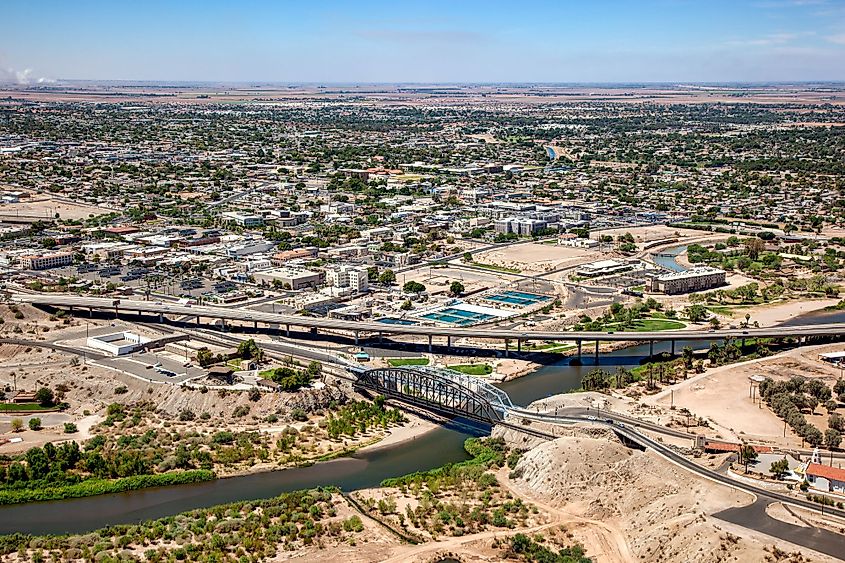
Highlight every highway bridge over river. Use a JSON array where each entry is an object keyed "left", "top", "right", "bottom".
[
  {"left": 352, "top": 364, "right": 845, "bottom": 534},
  {"left": 11, "top": 293, "right": 845, "bottom": 359}
]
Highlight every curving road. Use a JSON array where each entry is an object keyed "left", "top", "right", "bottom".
[{"left": 11, "top": 293, "right": 845, "bottom": 344}]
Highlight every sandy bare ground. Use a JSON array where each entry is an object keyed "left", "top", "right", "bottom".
[
  {"left": 496, "top": 425, "right": 838, "bottom": 562},
  {"left": 472, "top": 242, "right": 594, "bottom": 274},
  {"left": 646, "top": 343, "right": 845, "bottom": 448},
  {"left": 0, "top": 197, "right": 116, "bottom": 220},
  {"left": 738, "top": 299, "right": 841, "bottom": 327}
]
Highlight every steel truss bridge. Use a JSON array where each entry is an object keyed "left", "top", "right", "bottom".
[
  {"left": 353, "top": 365, "right": 515, "bottom": 425},
  {"left": 353, "top": 364, "right": 845, "bottom": 527}
]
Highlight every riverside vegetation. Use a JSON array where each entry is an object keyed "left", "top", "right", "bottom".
[
  {"left": 357, "top": 437, "right": 539, "bottom": 540},
  {"left": 0, "top": 396, "right": 405, "bottom": 504},
  {"left": 0, "top": 439, "right": 592, "bottom": 563}
]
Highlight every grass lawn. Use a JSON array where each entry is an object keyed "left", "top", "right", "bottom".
[
  {"left": 605, "top": 318, "right": 686, "bottom": 332},
  {"left": 448, "top": 364, "right": 493, "bottom": 376},
  {"left": 387, "top": 358, "right": 430, "bottom": 367},
  {"left": 467, "top": 262, "right": 522, "bottom": 274},
  {"left": 0, "top": 403, "right": 53, "bottom": 412}
]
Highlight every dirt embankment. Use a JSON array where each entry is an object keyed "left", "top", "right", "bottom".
[{"left": 495, "top": 425, "right": 837, "bottom": 562}]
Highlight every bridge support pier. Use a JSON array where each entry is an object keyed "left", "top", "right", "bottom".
[
  {"left": 505, "top": 339, "right": 509, "bottom": 358},
  {"left": 158, "top": 312, "right": 164, "bottom": 323},
  {"left": 89, "top": 307, "right": 93, "bottom": 317},
  {"left": 671, "top": 340, "right": 675, "bottom": 356},
  {"left": 355, "top": 331, "right": 359, "bottom": 346},
  {"left": 577, "top": 340, "right": 582, "bottom": 359},
  {"left": 517, "top": 339, "right": 522, "bottom": 353},
  {"left": 446, "top": 335, "right": 451, "bottom": 348},
  {"left": 649, "top": 340, "right": 654, "bottom": 359},
  {"left": 428, "top": 334, "right": 433, "bottom": 352},
  {"left": 379, "top": 331, "right": 383, "bottom": 344},
  {"left": 594, "top": 340, "right": 599, "bottom": 364},
  {"left": 286, "top": 324, "right": 290, "bottom": 337},
  {"left": 253, "top": 320, "right": 258, "bottom": 330}
]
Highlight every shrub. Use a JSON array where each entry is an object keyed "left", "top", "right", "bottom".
[
  {"left": 28, "top": 418, "right": 42, "bottom": 431},
  {"left": 342, "top": 515, "right": 363, "bottom": 532},
  {"left": 64, "top": 423, "right": 78, "bottom": 434}
]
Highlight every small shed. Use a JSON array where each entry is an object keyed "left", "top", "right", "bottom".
[{"left": 206, "top": 366, "right": 234, "bottom": 384}]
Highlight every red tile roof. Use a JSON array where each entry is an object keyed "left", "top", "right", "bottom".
[
  {"left": 807, "top": 463, "right": 845, "bottom": 482},
  {"left": 704, "top": 440, "right": 772, "bottom": 454}
]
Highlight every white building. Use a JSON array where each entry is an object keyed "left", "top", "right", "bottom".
[
  {"left": 222, "top": 211, "right": 265, "bottom": 228},
  {"left": 252, "top": 267, "right": 322, "bottom": 289},
  {"left": 577, "top": 259, "right": 632, "bottom": 278},
  {"left": 87, "top": 331, "right": 150, "bottom": 356},
  {"left": 326, "top": 265, "right": 369, "bottom": 293}
]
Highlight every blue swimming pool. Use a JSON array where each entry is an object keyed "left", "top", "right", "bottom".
[
  {"left": 484, "top": 290, "right": 550, "bottom": 306},
  {"left": 421, "top": 308, "right": 496, "bottom": 326}
]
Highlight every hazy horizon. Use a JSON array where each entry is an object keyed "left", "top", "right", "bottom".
[{"left": 3, "top": 0, "right": 845, "bottom": 84}]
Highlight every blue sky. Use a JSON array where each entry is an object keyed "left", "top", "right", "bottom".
[{"left": 2, "top": 0, "right": 845, "bottom": 83}]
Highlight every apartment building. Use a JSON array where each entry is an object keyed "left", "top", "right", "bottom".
[{"left": 325, "top": 265, "right": 369, "bottom": 293}]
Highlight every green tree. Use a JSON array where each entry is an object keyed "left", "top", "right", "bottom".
[
  {"left": 378, "top": 269, "right": 396, "bottom": 285},
  {"left": 685, "top": 304, "right": 708, "bottom": 323},
  {"left": 739, "top": 444, "right": 757, "bottom": 471},
  {"left": 769, "top": 458, "right": 789, "bottom": 480},
  {"left": 196, "top": 347, "right": 214, "bottom": 367},
  {"left": 449, "top": 281, "right": 465, "bottom": 297},
  {"left": 35, "top": 387, "right": 54, "bottom": 407},
  {"left": 825, "top": 428, "right": 842, "bottom": 450},
  {"left": 682, "top": 346, "right": 694, "bottom": 369},
  {"left": 28, "top": 417, "right": 41, "bottom": 431},
  {"left": 402, "top": 280, "right": 426, "bottom": 294},
  {"left": 237, "top": 339, "right": 263, "bottom": 361}
]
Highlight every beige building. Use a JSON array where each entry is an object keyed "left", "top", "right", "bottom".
[
  {"left": 20, "top": 252, "right": 73, "bottom": 270},
  {"left": 651, "top": 267, "right": 726, "bottom": 294},
  {"left": 252, "top": 267, "right": 322, "bottom": 289}
]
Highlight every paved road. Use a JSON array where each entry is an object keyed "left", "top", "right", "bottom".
[
  {"left": 715, "top": 499, "right": 845, "bottom": 560},
  {"left": 13, "top": 293, "right": 845, "bottom": 344}
]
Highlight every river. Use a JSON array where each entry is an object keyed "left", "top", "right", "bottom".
[
  {"left": 651, "top": 245, "right": 687, "bottom": 273},
  {"left": 2, "top": 308, "right": 844, "bottom": 535},
  {"left": 0, "top": 339, "right": 714, "bottom": 535}
]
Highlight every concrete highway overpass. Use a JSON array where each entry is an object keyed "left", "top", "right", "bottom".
[{"left": 11, "top": 293, "right": 845, "bottom": 356}]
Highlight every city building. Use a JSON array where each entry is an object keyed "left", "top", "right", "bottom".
[
  {"left": 326, "top": 265, "right": 369, "bottom": 293},
  {"left": 221, "top": 211, "right": 265, "bottom": 228},
  {"left": 650, "top": 267, "right": 726, "bottom": 294},
  {"left": 805, "top": 463, "right": 845, "bottom": 494},
  {"left": 19, "top": 252, "right": 73, "bottom": 270},
  {"left": 252, "top": 267, "right": 322, "bottom": 289},
  {"left": 577, "top": 259, "right": 632, "bottom": 278},
  {"left": 87, "top": 331, "right": 151, "bottom": 356}
]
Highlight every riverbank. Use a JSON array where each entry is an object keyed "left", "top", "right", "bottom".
[{"left": 728, "top": 297, "right": 841, "bottom": 326}]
